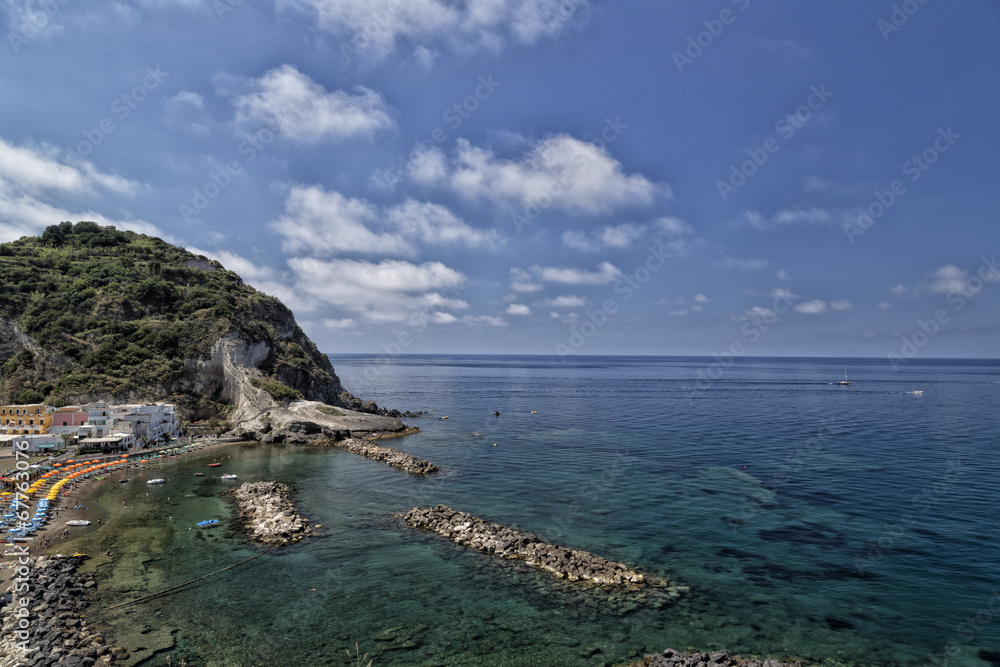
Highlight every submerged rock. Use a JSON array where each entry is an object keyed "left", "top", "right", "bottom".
[
  {"left": 403, "top": 505, "right": 674, "bottom": 591},
  {"left": 334, "top": 438, "right": 438, "bottom": 474}
]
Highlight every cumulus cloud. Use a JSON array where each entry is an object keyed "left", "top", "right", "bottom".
[
  {"left": 829, "top": 299, "right": 853, "bottom": 310},
  {"left": 530, "top": 261, "right": 622, "bottom": 285},
  {"left": 277, "top": 0, "right": 589, "bottom": 63},
  {"left": 509, "top": 267, "right": 542, "bottom": 293},
  {"left": 408, "top": 135, "right": 663, "bottom": 215},
  {"left": 288, "top": 257, "right": 467, "bottom": 322},
  {"left": 538, "top": 295, "right": 586, "bottom": 308},
  {"left": 564, "top": 218, "right": 695, "bottom": 255},
  {"left": 233, "top": 65, "right": 394, "bottom": 142},
  {"left": 0, "top": 136, "right": 158, "bottom": 243},
  {"left": 505, "top": 303, "right": 530, "bottom": 316},
  {"left": 793, "top": 299, "right": 828, "bottom": 315},
  {"left": 741, "top": 207, "right": 834, "bottom": 231},
  {"left": 166, "top": 91, "right": 204, "bottom": 110},
  {"left": 271, "top": 185, "right": 497, "bottom": 257}
]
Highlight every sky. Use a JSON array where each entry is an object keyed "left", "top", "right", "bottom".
[{"left": 1, "top": 1, "right": 999, "bottom": 359}]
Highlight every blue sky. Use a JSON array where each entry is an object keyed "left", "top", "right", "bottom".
[{"left": 2, "top": 1, "right": 999, "bottom": 359}]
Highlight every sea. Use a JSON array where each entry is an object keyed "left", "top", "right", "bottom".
[{"left": 67, "top": 355, "right": 1000, "bottom": 666}]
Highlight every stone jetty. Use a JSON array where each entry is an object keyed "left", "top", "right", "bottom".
[
  {"left": 0, "top": 556, "right": 125, "bottom": 666},
  {"left": 405, "top": 505, "right": 679, "bottom": 591},
  {"left": 335, "top": 438, "right": 438, "bottom": 474},
  {"left": 639, "top": 649, "right": 803, "bottom": 667},
  {"left": 231, "top": 481, "right": 314, "bottom": 545}
]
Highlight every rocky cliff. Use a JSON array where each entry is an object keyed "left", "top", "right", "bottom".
[{"left": 0, "top": 222, "right": 403, "bottom": 438}]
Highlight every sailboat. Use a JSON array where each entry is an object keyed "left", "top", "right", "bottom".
[{"left": 837, "top": 366, "right": 852, "bottom": 386}]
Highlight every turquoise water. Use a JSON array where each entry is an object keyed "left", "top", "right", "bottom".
[{"left": 82, "top": 356, "right": 1000, "bottom": 666}]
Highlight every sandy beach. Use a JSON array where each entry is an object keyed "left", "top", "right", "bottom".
[{"left": 0, "top": 437, "right": 250, "bottom": 590}]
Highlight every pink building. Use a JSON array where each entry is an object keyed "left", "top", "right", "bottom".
[{"left": 49, "top": 411, "right": 89, "bottom": 428}]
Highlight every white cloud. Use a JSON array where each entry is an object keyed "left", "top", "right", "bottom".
[
  {"left": 693, "top": 294, "right": 710, "bottom": 303},
  {"left": 531, "top": 261, "right": 621, "bottom": 285},
  {"left": 538, "top": 295, "right": 586, "bottom": 308},
  {"left": 668, "top": 309, "right": 688, "bottom": 316},
  {"left": 0, "top": 136, "right": 157, "bottom": 243},
  {"left": 288, "top": 257, "right": 467, "bottom": 323},
  {"left": 564, "top": 219, "right": 692, "bottom": 254},
  {"left": 277, "top": 0, "right": 589, "bottom": 63},
  {"left": 408, "top": 135, "right": 663, "bottom": 215},
  {"left": 506, "top": 303, "right": 530, "bottom": 316},
  {"left": 878, "top": 301, "right": 892, "bottom": 310},
  {"left": 462, "top": 315, "right": 508, "bottom": 326},
  {"left": 167, "top": 91, "right": 204, "bottom": 110},
  {"left": 234, "top": 64, "right": 394, "bottom": 143},
  {"left": 829, "top": 299, "right": 853, "bottom": 311},
  {"left": 776, "top": 269, "right": 791, "bottom": 281},
  {"left": 432, "top": 312, "right": 458, "bottom": 324},
  {"left": 794, "top": 299, "right": 828, "bottom": 314},
  {"left": 741, "top": 207, "right": 834, "bottom": 231},
  {"left": 186, "top": 247, "right": 273, "bottom": 281},
  {"left": 271, "top": 185, "right": 496, "bottom": 257},
  {"left": 718, "top": 257, "right": 769, "bottom": 270},
  {"left": 769, "top": 287, "right": 798, "bottom": 301},
  {"left": 924, "top": 265, "right": 975, "bottom": 297},
  {"left": 322, "top": 318, "right": 357, "bottom": 329},
  {"left": 509, "top": 268, "right": 542, "bottom": 293}
]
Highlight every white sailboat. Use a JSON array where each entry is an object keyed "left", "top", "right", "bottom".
[{"left": 837, "top": 366, "right": 852, "bottom": 386}]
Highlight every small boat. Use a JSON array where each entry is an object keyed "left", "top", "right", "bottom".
[
  {"left": 220, "top": 474, "right": 238, "bottom": 480},
  {"left": 65, "top": 520, "right": 90, "bottom": 527},
  {"left": 837, "top": 366, "right": 852, "bottom": 386},
  {"left": 207, "top": 463, "right": 222, "bottom": 468},
  {"left": 118, "top": 479, "right": 129, "bottom": 483},
  {"left": 193, "top": 473, "right": 204, "bottom": 477},
  {"left": 196, "top": 519, "right": 219, "bottom": 528},
  {"left": 147, "top": 479, "right": 166, "bottom": 485}
]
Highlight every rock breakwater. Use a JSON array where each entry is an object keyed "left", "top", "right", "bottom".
[
  {"left": 335, "top": 438, "right": 438, "bottom": 474},
  {"left": 231, "top": 481, "right": 314, "bottom": 545},
  {"left": 404, "top": 505, "right": 681, "bottom": 592},
  {"left": 640, "top": 649, "right": 802, "bottom": 667},
  {"left": 0, "top": 556, "right": 125, "bottom": 666}
]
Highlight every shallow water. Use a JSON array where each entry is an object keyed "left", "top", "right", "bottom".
[{"left": 65, "top": 356, "right": 1000, "bottom": 666}]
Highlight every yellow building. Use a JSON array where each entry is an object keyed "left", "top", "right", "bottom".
[{"left": 0, "top": 404, "right": 52, "bottom": 436}]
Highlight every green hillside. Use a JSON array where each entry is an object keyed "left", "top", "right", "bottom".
[{"left": 0, "top": 221, "right": 349, "bottom": 417}]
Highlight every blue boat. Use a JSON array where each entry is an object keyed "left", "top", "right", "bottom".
[{"left": 196, "top": 519, "right": 219, "bottom": 528}]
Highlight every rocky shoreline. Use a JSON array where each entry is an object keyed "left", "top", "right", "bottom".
[
  {"left": 404, "top": 505, "right": 684, "bottom": 594},
  {"left": 335, "top": 438, "right": 438, "bottom": 474},
  {"left": 638, "top": 648, "right": 803, "bottom": 667},
  {"left": 230, "top": 481, "right": 315, "bottom": 545},
  {"left": 0, "top": 555, "right": 126, "bottom": 666}
]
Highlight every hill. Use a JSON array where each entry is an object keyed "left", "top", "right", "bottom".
[{"left": 0, "top": 221, "right": 397, "bottom": 433}]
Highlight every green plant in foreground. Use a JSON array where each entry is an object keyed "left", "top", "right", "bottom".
[{"left": 346, "top": 643, "right": 373, "bottom": 667}]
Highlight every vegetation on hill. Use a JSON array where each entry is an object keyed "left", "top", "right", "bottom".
[{"left": 0, "top": 221, "right": 344, "bottom": 416}]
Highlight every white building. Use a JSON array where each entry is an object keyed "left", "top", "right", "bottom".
[{"left": 0, "top": 434, "right": 64, "bottom": 455}]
